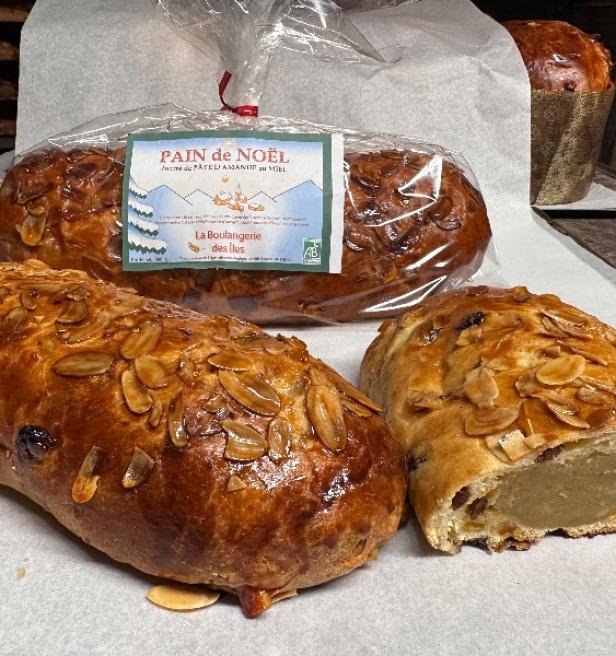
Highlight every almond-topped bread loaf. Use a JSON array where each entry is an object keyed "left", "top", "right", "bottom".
[
  {"left": 0, "top": 260, "right": 406, "bottom": 616},
  {"left": 361, "top": 285, "right": 616, "bottom": 553},
  {"left": 0, "top": 147, "right": 491, "bottom": 323}
]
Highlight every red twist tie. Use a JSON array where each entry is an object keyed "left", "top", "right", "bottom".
[{"left": 219, "top": 71, "right": 259, "bottom": 117}]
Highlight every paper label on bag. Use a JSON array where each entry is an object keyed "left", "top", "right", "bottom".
[{"left": 121, "top": 130, "right": 344, "bottom": 272}]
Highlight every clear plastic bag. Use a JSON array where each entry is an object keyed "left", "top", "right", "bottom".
[
  {"left": 0, "top": 104, "right": 495, "bottom": 324},
  {"left": 155, "top": 0, "right": 387, "bottom": 113}
]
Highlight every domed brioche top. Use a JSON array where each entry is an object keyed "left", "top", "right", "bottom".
[{"left": 504, "top": 20, "right": 613, "bottom": 92}]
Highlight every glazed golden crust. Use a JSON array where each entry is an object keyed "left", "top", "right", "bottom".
[
  {"left": 0, "top": 261, "right": 406, "bottom": 616},
  {"left": 361, "top": 286, "right": 616, "bottom": 552},
  {"left": 504, "top": 20, "right": 613, "bottom": 92},
  {"left": 0, "top": 147, "right": 491, "bottom": 323}
]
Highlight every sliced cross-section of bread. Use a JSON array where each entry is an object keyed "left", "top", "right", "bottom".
[{"left": 361, "top": 285, "right": 616, "bottom": 553}]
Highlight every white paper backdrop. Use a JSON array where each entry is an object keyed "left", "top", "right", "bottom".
[{"left": 4, "top": 1, "right": 616, "bottom": 654}]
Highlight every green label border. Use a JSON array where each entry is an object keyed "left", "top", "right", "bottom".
[{"left": 122, "top": 130, "right": 333, "bottom": 273}]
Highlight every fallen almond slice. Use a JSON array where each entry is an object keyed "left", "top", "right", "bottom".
[
  {"left": 536, "top": 354, "right": 585, "bottom": 386},
  {"left": 271, "top": 589, "right": 298, "bottom": 604},
  {"left": 146, "top": 584, "right": 220, "bottom": 611}
]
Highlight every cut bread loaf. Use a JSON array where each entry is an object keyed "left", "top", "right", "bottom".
[
  {"left": 0, "top": 260, "right": 406, "bottom": 616},
  {"left": 361, "top": 285, "right": 616, "bottom": 553}
]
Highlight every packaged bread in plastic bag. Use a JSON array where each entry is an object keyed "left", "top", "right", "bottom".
[{"left": 0, "top": 0, "right": 494, "bottom": 324}]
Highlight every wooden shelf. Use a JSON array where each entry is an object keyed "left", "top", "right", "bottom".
[{"left": 0, "top": 1, "right": 33, "bottom": 153}]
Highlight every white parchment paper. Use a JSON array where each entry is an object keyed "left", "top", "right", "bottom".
[{"left": 5, "top": 1, "right": 616, "bottom": 654}]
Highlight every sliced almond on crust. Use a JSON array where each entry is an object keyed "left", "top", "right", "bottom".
[
  {"left": 134, "top": 355, "right": 169, "bottom": 389},
  {"left": 443, "top": 345, "right": 481, "bottom": 393},
  {"left": 71, "top": 446, "right": 103, "bottom": 503},
  {"left": 121, "top": 368, "right": 152, "bottom": 414},
  {"left": 542, "top": 344, "right": 561, "bottom": 358},
  {"left": 0, "top": 306, "right": 27, "bottom": 335},
  {"left": 316, "top": 361, "right": 382, "bottom": 413},
  {"left": 540, "top": 316, "right": 568, "bottom": 339},
  {"left": 56, "top": 299, "right": 88, "bottom": 325},
  {"left": 515, "top": 370, "right": 542, "bottom": 398},
  {"left": 146, "top": 584, "right": 220, "bottom": 611},
  {"left": 576, "top": 386, "right": 615, "bottom": 408},
  {"left": 20, "top": 211, "right": 47, "bottom": 246},
  {"left": 341, "top": 397, "right": 372, "bottom": 417},
  {"left": 226, "top": 475, "right": 246, "bottom": 492},
  {"left": 208, "top": 351, "right": 252, "bottom": 372},
  {"left": 52, "top": 351, "right": 113, "bottom": 377},
  {"left": 122, "top": 447, "right": 154, "bottom": 489},
  {"left": 482, "top": 312, "right": 522, "bottom": 332},
  {"left": 20, "top": 289, "right": 37, "bottom": 310},
  {"left": 406, "top": 389, "right": 442, "bottom": 410},
  {"left": 578, "top": 375, "right": 616, "bottom": 395},
  {"left": 518, "top": 400, "right": 535, "bottom": 436},
  {"left": 410, "top": 319, "right": 440, "bottom": 346},
  {"left": 464, "top": 367, "right": 499, "bottom": 409},
  {"left": 306, "top": 384, "right": 347, "bottom": 452},
  {"left": 149, "top": 399, "right": 163, "bottom": 428},
  {"left": 543, "top": 399, "right": 590, "bottom": 429},
  {"left": 465, "top": 406, "right": 519, "bottom": 436},
  {"left": 222, "top": 419, "right": 268, "bottom": 461},
  {"left": 484, "top": 434, "right": 511, "bottom": 463},
  {"left": 542, "top": 311, "right": 591, "bottom": 341},
  {"left": 455, "top": 326, "right": 481, "bottom": 346},
  {"left": 120, "top": 320, "right": 162, "bottom": 360},
  {"left": 565, "top": 345, "right": 608, "bottom": 366},
  {"left": 218, "top": 370, "right": 280, "bottom": 416},
  {"left": 498, "top": 430, "right": 532, "bottom": 462},
  {"left": 536, "top": 355, "right": 585, "bottom": 386},
  {"left": 168, "top": 392, "right": 187, "bottom": 448},
  {"left": 576, "top": 386, "right": 616, "bottom": 408},
  {"left": 268, "top": 417, "right": 292, "bottom": 462},
  {"left": 523, "top": 433, "right": 548, "bottom": 449}
]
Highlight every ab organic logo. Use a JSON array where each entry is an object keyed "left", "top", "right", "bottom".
[{"left": 303, "top": 238, "right": 322, "bottom": 265}]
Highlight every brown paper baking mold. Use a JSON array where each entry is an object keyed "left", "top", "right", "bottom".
[{"left": 531, "top": 87, "right": 615, "bottom": 205}]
